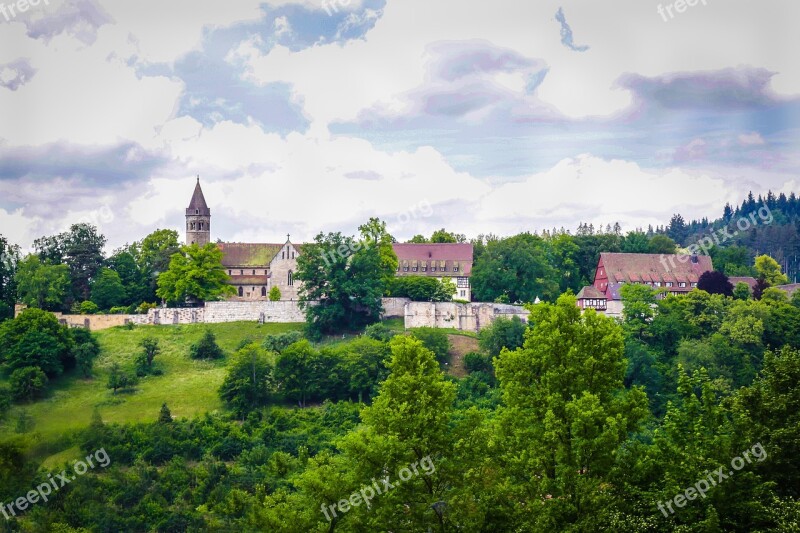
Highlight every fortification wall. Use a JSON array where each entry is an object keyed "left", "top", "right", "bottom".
[{"left": 404, "top": 302, "right": 529, "bottom": 332}]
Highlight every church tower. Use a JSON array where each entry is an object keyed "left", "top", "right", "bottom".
[{"left": 186, "top": 176, "right": 211, "bottom": 246}]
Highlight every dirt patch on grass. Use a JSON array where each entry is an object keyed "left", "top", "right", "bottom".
[{"left": 446, "top": 335, "right": 479, "bottom": 378}]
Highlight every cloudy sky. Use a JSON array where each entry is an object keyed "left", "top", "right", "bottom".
[{"left": 1, "top": 0, "right": 799, "bottom": 251}]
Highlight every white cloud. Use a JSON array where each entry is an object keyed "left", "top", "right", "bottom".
[{"left": 739, "top": 132, "right": 766, "bottom": 146}]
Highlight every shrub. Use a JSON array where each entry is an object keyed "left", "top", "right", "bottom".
[
  {"left": 408, "top": 327, "right": 450, "bottom": 364},
  {"left": 263, "top": 330, "right": 304, "bottom": 354},
  {"left": 190, "top": 330, "right": 225, "bottom": 360},
  {"left": 364, "top": 322, "right": 395, "bottom": 342},
  {"left": 478, "top": 315, "right": 527, "bottom": 357},
  {"left": 107, "top": 362, "right": 138, "bottom": 394},
  {"left": 9, "top": 366, "right": 49, "bottom": 402},
  {"left": 79, "top": 301, "right": 100, "bottom": 315},
  {"left": 136, "top": 302, "right": 157, "bottom": 314},
  {"left": 269, "top": 286, "right": 281, "bottom": 301},
  {"left": 464, "top": 351, "right": 492, "bottom": 373}
]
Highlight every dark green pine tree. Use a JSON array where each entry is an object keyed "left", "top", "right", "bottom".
[{"left": 158, "top": 402, "right": 172, "bottom": 424}]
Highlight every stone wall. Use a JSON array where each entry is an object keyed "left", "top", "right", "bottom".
[
  {"left": 53, "top": 313, "right": 137, "bottom": 330},
  {"left": 404, "top": 302, "right": 530, "bottom": 332},
  {"left": 380, "top": 297, "right": 410, "bottom": 318},
  {"left": 205, "top": 301, "right": 306, "bottom": 323}
]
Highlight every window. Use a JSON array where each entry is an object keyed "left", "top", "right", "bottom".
[
  {"left": 691, "top": 282, "right": 697, "bottom": 287},
  {"left": 460, "top": 290, "right": 465, "bottom": 297},
  {"left": 288, "top": 271, "right": 293, "bottom": 286},
  {"left": 195, "top": 209, "right": 199, "bottom": 214},
  {"left": 422, "top": 266, "right": 427, "bottom": 272},
  {"left": 454, "top": 266, "right": 459, "bottom": 272},
  {"left": 228, "top": 270, "right": 231, "bottom": 275},
  {"left": 240, "top": 270, "right": 244, "bottom": 275},
  {"left": 292, "top": 252, "right": 295, "bottom": 259},
  {"left": 403, "top": 266, "right": 409, "bottom": 272},
  {"left": 654, "top": 282, "right": 661, "bottom": 287},
  {"left": 457, "top": 277, "right": 469, "bottom": 288},
  {"left": 262, "top": 287, "right": 267, "bottom": 297},
  {"left": 665, "top": 282, "right": 673, "bottom": 287},
  {"left": 412, "top": 267, "right": 417, "bottom": 272},
  {"left": 238, "top": 287, "right": 243, "bottom": 297},
  {"left": 198, "top": 223, "right": 203, "bottom": 230},
  {"left": 679, "top": 282, "right": 687, "bottom": 288},
  {"left": 253, "top": 270, "right": 256, "bottom": 275},
  {"left": 431, "top": 267, "right": 436, "bottom": 272},
  {"left": 282, "top": 252, "right": 285, "bottom": 260}
]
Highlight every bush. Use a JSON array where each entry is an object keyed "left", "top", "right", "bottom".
[
  {"left": 269, "top": 286, "right": 281, "bottom": 301},
  {"left": 364, "top": 322, "right": 395, "bottom": 342},
  {"left": 478, "top": 315, "right": 528, "bottom": 357},
  {"left": 107, "top": 362, "right": 138, "bottom": 394},
  {"left": 79, "top": 301, "right": 100, "bottom": 315},
  {"left": 408, "top": 327, "right": 451, "bottom": 364},
  {"left": 190, "top": 330, "right": 225, "bottom": 360},
  {"left": 9, "top": 366, "right": 49, "bottom": 402},
  {"left": 464, "top": 351, "right": 492, "bottom": 373},
  {"left": 136, "top": 302, "right": 157, "bottom": 314},
  {"left": 262, "top": 330, "right": 304, "bottom": 354}
]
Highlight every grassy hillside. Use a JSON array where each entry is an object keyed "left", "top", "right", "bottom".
[{"left": 0, "top": 321, "right": 303, "bottom": 459}]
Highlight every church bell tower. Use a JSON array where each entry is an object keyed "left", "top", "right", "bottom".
[{"left": 186, "top": 176, "right": 211, "bottom": 246}]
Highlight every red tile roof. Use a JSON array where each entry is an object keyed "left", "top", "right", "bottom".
[
  {"left": 392, "top": 243, "right": 473, "bottom": 276},
  {"left": 598, "top": 253, "right": 712, "bottom": 284},
  {"left": 576, "top": 286, "right": 606, "bottom": 299}
]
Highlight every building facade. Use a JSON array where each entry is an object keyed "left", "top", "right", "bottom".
[{"left": 392, "top": 243, "right": 473, "bottom": 301}]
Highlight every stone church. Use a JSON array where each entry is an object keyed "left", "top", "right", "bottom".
[
  {"left": 186, "top": 179, "right": 473, "bottom": 302},
  {"left": 186, "top": 178, "right": 302, "bottom": 300}
]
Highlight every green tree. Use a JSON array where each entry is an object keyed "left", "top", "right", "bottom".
[
  {"left": 136, "top": 337, "right": 160, "bottom": 375},
  {"left": 218, "top": 343, "right": 274, "bottom": 414},
  {"left": 137, "top": 229, "right": 181, "bottom": 302},
  {"left": 359, "top": 217, "right": 399, "bottom": 288},
  {"left": 342, "top": 335, "right": 457, "bottom": 530},
  {"left": 471, "top": 233, "right": 559, "bottom": 303},
  {"left": 296, "top": 231, "right": 390, "bottom": 337},
  {"left": 34, "top": 223, "right": 107, "bottom": 303},
  {"left": 274, "top": 340, "right": 320, "bottom": 407},
  {"left": 478, "top": 315, "right": 528, "bottom": 357},
  {"left": 494, "top": 294, "right": 648, "bottom": 530},
  {"left": 620, "top": 283, "right": 657, "bottom": 339},
  {"left": 90, "top": 268, "right": 126, "bottom": 310},
  {"left": 14, "top": 255, "right": 70, "bottom": 311},
  {"left": 0, "top": 235, "right": 19, "bottom": 322},
  {"left": 9, "top": 366, "right": 49, "bottom": 402},
  {"left": 733, "top": 281, "right": 752, "bottom": 300},
  {"left": 156, "top": 243, "right": 235, "bottom": 304},
  {"left": 407, "top": 234, "right": 428, "bottom": 243},
  {"left": 106, "top": 249, "right": 146, "bottom": 306},
  {"left": 647, "top": 233, "right": 678, "bottom": 254},
  {"left": 158, "top": 403, "right": 172, "bottom": 424},
  {"left": 340, "top": 336, "right": 391, "bottom": 402},
  {"left": 268, "top": 286, "right": 281, "bottom": 301},
  {"left": 754, "top": 255, "right": 789, "bottom": 286},
  {"left": 74, "top": 343, "right": 98, "bottom": 378},
  {"left": 189, "top": 330, "right": 225, "bottom": 360},
  {"left": 430, "top": 228, "right": 466, "bottom": 243},
  {"left": 0, "top": 308, "right": 73, "bottom": 377},
  {"left": 409, "top": 327, "right": 451, "bottom": 364},
  {"left": 621, "top": 231, "right": 650, "bottom": 253},
  {"left": 106, "top": 362, "right": 136, "bottom": 394}
]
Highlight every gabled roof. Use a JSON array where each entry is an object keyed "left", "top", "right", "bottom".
[
  {"left": 598, "top": 253, "right": 712, "bottom": 283},
  {"left": 186, "top": 178, "right": 210, "bottom": 216},
  {"left": 218, "top": 243, "right": 282, "bottom": 267},
  {"left": 576, "top": 286, "right": 606, "bottom": 300},
  {"left": 392, "top": 243, "right": 474, "bottom": 276}
]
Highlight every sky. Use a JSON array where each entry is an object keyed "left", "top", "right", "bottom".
[{"left": 1, "top": 0, "right": 799, "bottom": 252}]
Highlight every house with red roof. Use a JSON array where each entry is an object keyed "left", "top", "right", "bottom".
[
  {"left": 392, "top": 243, "right": 474, "bottom": 301},
  {"left": 578, "top": 252, "right": 713, "bottom": 316}
]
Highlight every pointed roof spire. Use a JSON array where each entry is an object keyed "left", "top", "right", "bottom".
[{"left": 186, "top": 176, "right": 210, "bottom": 215}]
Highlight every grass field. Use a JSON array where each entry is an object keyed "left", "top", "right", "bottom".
[{"left": 0, "top": 321, "right": 303, "bottom": 459}]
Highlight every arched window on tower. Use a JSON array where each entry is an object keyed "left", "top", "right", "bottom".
[
  {"left": 288, "top": 271, "right": 293, "bottom": 286},
  {"left": 199, "top": 222, "right": 203, "bottom": 230},
  {"left": 238, "top": 286, "right": 243, "bottom": 297}
]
